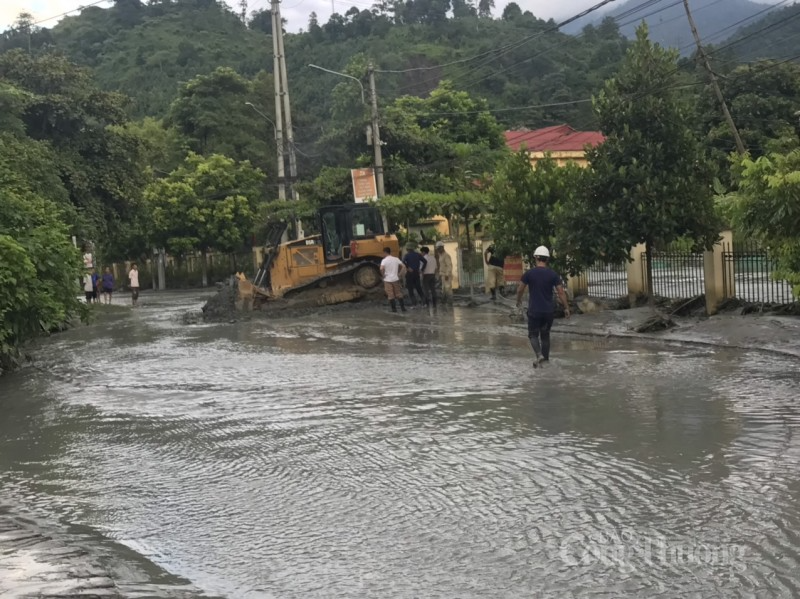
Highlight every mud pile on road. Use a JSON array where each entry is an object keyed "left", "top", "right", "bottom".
[
  {"left": 199, "top": 279, "right": 388, "bottom": 322},
  {"left": 200, "top": 278, "right": 239, "bottom": 321}
]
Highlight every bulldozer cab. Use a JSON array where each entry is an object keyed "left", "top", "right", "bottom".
[{"left": 319, "top": 204, "right": 386, "bottom": 263}]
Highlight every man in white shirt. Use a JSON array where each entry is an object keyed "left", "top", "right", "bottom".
[
  {"left": 380, "top": 247, "right": 407, "bottom": 313},
  {"left": 128, "top": 263, "right": 140, "bottom": 307}
]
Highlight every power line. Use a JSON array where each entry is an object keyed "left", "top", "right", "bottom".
[{"left": 375, "top": 0, "right": 623, "bottom": 74}]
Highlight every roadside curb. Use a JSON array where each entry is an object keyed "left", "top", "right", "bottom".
[{"left": 486, "top": 300, "right": 800, "bottom": 361}]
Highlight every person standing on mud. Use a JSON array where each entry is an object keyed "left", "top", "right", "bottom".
[
  {"left": 420, "top": 246, "right": 437, "bottom": 307},
  {"left": 91, "top": 268, "right": 100, "bottom": 304},
  {"left": 484, "top": 244, "right": 506, "bottom": 300},
  {"left": 83, "top": 272, "right": 94, "bottom": 304},
  {"left": 101, "top": 267, "right": 114, "bottom": 305},
  {"left": 435, "top": 242, "right": 453, "bottom": 305},
  {"left": 128, "top": 263, "right": 140, "bottom": 307},
  {"left": 516, "top": 246, "right": 570, "bottom": 368},
  {"left": 402, "top": 244, "right": 425, "bottom": 307},
  {"left": 381, "top": 247, "right": 407, "bottom": 313}
]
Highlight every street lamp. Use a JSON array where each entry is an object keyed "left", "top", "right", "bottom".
[
  {"left": 307, "top": 64, "right": 365, "bottom": 105},
  {"left": 244, "top": 102, "right": 277, "bottom": 138},
  {"left": 244, "top": 101, "right": 286, "bottom": 202}
]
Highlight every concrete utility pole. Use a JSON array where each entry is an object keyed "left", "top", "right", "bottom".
[
  {"left": 683, "top": 0, "right": 747, "bottom": 155},
  {"left": 272, "top": 0, "right": 302, "bottom": 238},
  {"left": 368, "top": 62, "right": 386, "bottom": 199},
  {"left": 270, "top": 2, "right": 286, "bottom": 201}
]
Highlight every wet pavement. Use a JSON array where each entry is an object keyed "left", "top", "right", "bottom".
[{"left": 1, "top": 291, "right": 800, "bottom": 598}]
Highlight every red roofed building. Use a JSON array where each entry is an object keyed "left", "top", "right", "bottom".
[{"left": 504, "top": 125, "right": 605, "bottom": 168}]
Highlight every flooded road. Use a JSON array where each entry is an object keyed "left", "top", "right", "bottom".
[{"left": 2, "top": 292, "right": 800, "bottom": 598}]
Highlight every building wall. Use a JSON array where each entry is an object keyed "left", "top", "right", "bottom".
[{"left": 527, "top": 150, "right": 590, "bottom": 168}]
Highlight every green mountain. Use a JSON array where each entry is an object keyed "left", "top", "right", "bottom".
[
  {"left": 0, "top": 0, "right": 629, "bottom": 130},
  {"left": 717, "top": 2, "right": 800, "bottom": 61},
  {"left": 567, "top": 0, "right": 773, "bottom": 54}
]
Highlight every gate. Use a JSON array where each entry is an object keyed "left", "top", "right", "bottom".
[
  {"left": 459, "top": 245, "right": 485, "bottom": 290},
  {"left": 586, "top": 261, "right": 628, "bottom": 298},
  {"left": 721, "top": 241, "right": 795, "bottom": 304},
  {"left": 642, "top": 247, "right": 705, "bottom": 299}
]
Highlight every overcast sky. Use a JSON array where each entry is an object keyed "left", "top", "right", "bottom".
[{"left": 0, "top": 0, "right": 787, "bottom": 34}]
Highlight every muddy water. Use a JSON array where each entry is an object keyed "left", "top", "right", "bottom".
[{"left": 2, "top": 292, "right": 800, "bottom": 598}]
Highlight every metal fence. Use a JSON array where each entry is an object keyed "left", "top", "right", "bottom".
[
  {"left": 643, "top": 248, "right": 705, "bottom": 299},
  {"left": 459, "top": 247, "right": 485, "bottom": 290},
  {"left": 722, "top": 241, "right": 795, "bottom": 304},
  {"left": 586, "top": 261, "right": 628, "bottom": 298}
]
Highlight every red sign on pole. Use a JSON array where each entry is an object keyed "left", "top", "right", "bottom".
[{"left": 351, "top": 168, "right": 377, "bottom": 203}]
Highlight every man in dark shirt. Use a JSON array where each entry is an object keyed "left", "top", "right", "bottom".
[
  {"left": 402, "top": 244, "right": 426, "bottom": 307},
  {"left": 516, "top": 245, "right": 571, "bottom": 367}
]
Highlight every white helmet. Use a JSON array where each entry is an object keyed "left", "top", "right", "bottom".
[{"left": 534, "top": 245, "right": 550, "bottom": 258}]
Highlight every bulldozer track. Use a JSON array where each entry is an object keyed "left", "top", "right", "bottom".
[{"left": 281, "top": 260, "right": 381, "bottom": 300}]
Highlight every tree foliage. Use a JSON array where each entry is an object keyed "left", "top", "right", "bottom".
[
  {"left": 0, "top": 132, "right": 85, "bottom": 372},
  {"left": 0, "top": 50, "right": 148, "bottom": 246},
  {"left": 144, "top": 153, "right": 266, "bottom": 259},
  {"left": 489, "top": 152, "right": 588, "bottom": 267},
  {"left": 732, "top": 150, "right": 800, "bottom": 297},
  {"left": 565, "top": 25, "right": 720, "bottom": 293}
]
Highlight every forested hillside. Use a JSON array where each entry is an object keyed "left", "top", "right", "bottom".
[
  {"left": 1, "top": 0, "right": 628, "bottom": 129},
  {"left": 565, "top": 0, "right": 773, "bottom": 53},
  {"left": 719, "top": 2, "right": 800, "bottom": 62}
]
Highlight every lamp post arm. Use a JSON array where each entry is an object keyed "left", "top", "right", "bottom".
[
  {"left": 307, "top": 64, "right": 365, "bottom": 105},
  {"left": 244, "top": 102, "right": 277, "bottom": 137}
]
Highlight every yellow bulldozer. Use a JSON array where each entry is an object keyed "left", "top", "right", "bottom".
[{"left": 237, "top": 204, "right": 400, "bottom": 310}]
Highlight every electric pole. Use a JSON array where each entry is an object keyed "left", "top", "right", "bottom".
[
  {"left": 275, "top": 4, "right": 298, "bottom": 203},
  {"left": 271, "top": 0, "right": 302, "bottom": 238},
  {"left": 270, "top": 2, "right": 286, "bottom": 201},
  {"left": 683, "top": 0, "right": 747, "bottom": 155},
  {"left": 368, "top": 62, "right": 385, "bottom": 198}
]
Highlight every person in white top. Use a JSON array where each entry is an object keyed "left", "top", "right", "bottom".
[
  {"left": 419, "top": 246, "right": 438, "bottom": 307},
  {"left": 379, "top": 247, "right": 407, "bottom": 313},
  {"left": 83, "top": 273, "right": 94, "bottom": 304},
  {"left": 128, "top": 263, "right": 140, "bottom": 307}
]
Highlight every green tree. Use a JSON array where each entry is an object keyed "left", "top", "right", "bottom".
[
  {"left": 573, "top": 25, "right": 719, "bottom": 295},
  {"left": 489, "top": 152, "right": 587, "bottom": 266},
  {"left": 144, "top": 153, "right": 266, "bottom": 285},
  {"left": 123, "top": 116, "right": 186, "bottom": 177},
  {"left": 700, "top": 60, "right": 800, "bottom": 180},
  {"left": 0, "top": 50, "right": 148, "bottom": 248},
  {"left": 0, "top": 132, "right": 85, "bottom": 373},
  {"left": 732, "top": 150, "right": 800, "bottom": 297},
  {"left": 167, "top": 67, "right": 276, "bottom": 178}
]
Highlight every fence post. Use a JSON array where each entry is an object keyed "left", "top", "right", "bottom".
[
  {"left": 703, "top": 230, "right": 732, "bottom": 315},
  {"left": 567, "top": 272, "right": 589, "bottom": 298},
  {"left": 720, "top": 230, "right": 735, "bottom": 299},
  {"left": 626, "top": 243, "right": 647, "bottom": 301}
]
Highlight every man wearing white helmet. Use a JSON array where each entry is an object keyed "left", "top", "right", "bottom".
[{"left": 515, "top": 245, "right": 570, "bottom": 367}]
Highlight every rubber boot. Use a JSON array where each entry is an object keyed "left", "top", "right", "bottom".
[
  {"left": 390, "top": 299, "right": 397, "bottom": 313},
  {"left": 399, "top": 299, "right": 407, "bottom": 312}
]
